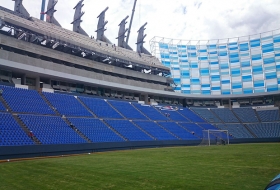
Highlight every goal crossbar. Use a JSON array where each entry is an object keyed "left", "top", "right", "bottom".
[{"left": 200, "top": 129, "right": 229, "bottom": 146}]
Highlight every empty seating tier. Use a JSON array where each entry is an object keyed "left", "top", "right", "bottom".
[
  {"left": 19, "top": 115, "right": 86, "bottom": 144},
  {"left": 105, "top": 120, "right": 152, "bottom": 141},
  {"left": 158, "top": 122, "right": 199, "bottom": 140},
  {"left": 68, "top": 118, "right": 124, "bottom": 143},
  {"left": 109, "top": 100, "right": 147, "bottom": 120},
  {"left": 159, "top": 110, "right": 189, "bottom": 122},
  {"left": 211, "top": 109, "right": 239, "bottom": 123},
  {"left": 247, "top": 123, "right": 280, "bottom": 138},
  {"left": 216, "top": 124, "right": 253, "bottom": 138},
  {"left": 179, "top": 123, "right": 204, "bottom": 138},
  {"left": 0, "top": 113, "right": 34, "bottom": 146},
  {"left": 191, "top": 108, "right": 222, "bottom": 123},
  {"left": 133, "top": 104, "right": 168, "bottom": 121},
  {"left": 178, "top": 108, "right": 205, "bottom": 123},
  {"left": 199, "top": 123, "right": 232, "bottom": 139},
  {"left": 79, "top": 97, "right": 123, "bottom": 119},
  {"left": 1, "top": 85, "right": 54, "bottom": 115},
  {"left": 43, "top": 92, "right": 92, "bottom": 117},
  {"left": 233, "top": 108, "right": 259, "bottom": 123},
  {"left": 256, "top": 110, "right": 280, "bottom": 122},
  {"left": 133, "top": 120, "right": 177, "bottom": 140}
]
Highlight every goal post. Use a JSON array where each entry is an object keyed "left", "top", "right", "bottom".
[{"left": 199, "top": 130, "right": 229, "bottom": 146}]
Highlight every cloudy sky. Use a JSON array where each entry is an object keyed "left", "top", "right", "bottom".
[{"left": 1, "top": 0, "right": 280, "bottom": 51}]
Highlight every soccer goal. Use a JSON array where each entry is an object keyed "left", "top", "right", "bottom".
[{"left": 199, "top": 130, "right": 229, "bottom": 146}]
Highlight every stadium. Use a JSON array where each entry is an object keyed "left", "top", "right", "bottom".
[{"left": 0, "top": 0, "right": 279, "bottom": 189}]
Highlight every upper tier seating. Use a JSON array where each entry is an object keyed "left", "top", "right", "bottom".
[
  {"left": 0, "top": 101, "right": 6, "bottom": 111},
  {"left": 133, "top": 120, "right": 177, "bottom": 140},
  {"left": 211, "top": 109, "right": 239, "bottom": 123},
  {"left": 178, "top": 108, "right": 205, "bottom": 123},
  {"left": 105, "top": 120, "right": 153, "bottom": 141},
  {"left": 256, "top": 110, "right": 280, "bottom": 122},
  {"left": 232, "top": 108, "right": 259, "bottom": 123},
  {"left": 68, "top": 118, "right": 124, "bottom": 143},
  {"left": 216, "top": 124, "right": 253, "bottom": 138},
  {"left": 133, "top": 104, "right": 168, "bottom": 121},
  {"left": 247, "top": 123, "right": 280, "bottom": 138},
  {"left": 191, "top": 108, "right": 222, "bottom": 123},
  {"left": 0, "top": 113, "right": 34, "bottom": 146},
  {"left": 179, "top": 123, "right": 204, "bottom": 138},
  {"left": 109, "top": 100, "right": 147, "bottom": 120},
  {"left": 1, "top": 85, "right": 54, "bottom": 115},
  {"left": 79, "top": 97, "right": 123, "bottom": 119},
  {"left": 158, "top": 110, "right": 189, "bottom": 122},
  {"left": 19, "top": 115, "right": 86, "bottom": 144},
  {"left": 158, "top": 122, "right": 199, "bottom": 140},
  {"left": 43, "top": 92, "right": 92, "bottom": 117}
]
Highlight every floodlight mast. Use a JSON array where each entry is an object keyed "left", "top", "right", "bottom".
[
  {"left": 40, "top": 0, "right": 46, "bottom": 20},
  {"left": 125, "top": 0, "right": 137, "bottom": 49}
]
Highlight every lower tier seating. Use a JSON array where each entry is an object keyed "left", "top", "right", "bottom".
[
  {"left": 0, "top": 101, "right": 6, "bottom": 111},
  {"left": 178, "top": 108, "right": 205, "bottom": 123},
  {"left": 0, "top": 113, "right": 34, "bottom": 146},
  {"left": 256, "top": 110, "right": 280, "bottom": 122},
  {"left": 179, "top": 123, "right": 204, "bottom": 138},
  {"left": 191, "top": 108, "right": 222, "bottom": 123},
  {"left": 232, "top": 108, "right": 259, "bottom": 123},
  {"left": 216, "top": 124, "right": 253, "bottom": 138},
  {"left": 133, "top": 104, "right": 168, "bottom": 121},
  {"left": 133, "top": 120, "right": 177, "bottom": 140},
  {"left": 158, "top": 122, "right": 199, "bottom": 140},
  {"left": 211, "top": 108, "right": 239, "bottom": 123},
  {"left": 247, "top": 123, "right": 280, "bottom": 138},
  {"left": 19, "top": 115, "right": 86, "bottom": 144},
  {"left": 68, "top": 118, "right": 124, "bottom": 142},
  {"left": 105, "top": 120, "right": 153, "bottom": 141}
]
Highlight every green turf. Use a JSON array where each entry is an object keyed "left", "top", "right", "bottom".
[{"left": 0, "top": 143, "right": 279, "bottom": 190}]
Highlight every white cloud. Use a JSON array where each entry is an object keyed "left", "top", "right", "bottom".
[{"left": 1, "top": 0, "right": 280, "bottom": 50}]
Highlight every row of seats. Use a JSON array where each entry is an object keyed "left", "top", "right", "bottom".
[
  {"left": 247, "top": 123, "right": 280, "bottom": 138},
  {"left": 0, "top": 101, "right": 6, "bottom": 111},
  {"left": 216, "top": 124, "right": 253, "bottom": 138}
]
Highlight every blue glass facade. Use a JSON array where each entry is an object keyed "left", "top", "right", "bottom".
[{"left": 156, "top": 30, "right": 280, "bottom": 95}]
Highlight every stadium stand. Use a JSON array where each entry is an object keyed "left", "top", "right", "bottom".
[
  {"left": 199, "top": 123, "right": 230, "bottom": 139},
  {"left": 191, "top": 108, "right": 222, "bottom": 123},
  {"left": 1, "top": 85, "right": 54, "bottom": 115},
  {"left": 133, "top": 103, "right": 168, "bottom": 121},
  {"left": 43, "top": 92, "right": 92, "bottom": 117},
  {"left": 158, "top": 122, "right": 199, "bottom": 140},
  {"left": 247, "top": 123, "right": 280, "bottom": 138},
  {"left": 108, "top": 100, "right": 147, "bottom": 120},
  {"left": 232, "top": 108, "right": 259, "bottom": 123},
  {"left": 178, "top": 108, "right": 205, "bottom": 123},
  {"left": 67, "top": 118, "right": 124, "bottom": 142},
  {"left": 179, "top": 123, "right": 204, "bottom": 138},
  {"left": 216, "top": 124, "right": 253, "bottom": 138},
  {"left": 19, "top": 115, "right": 86, "bottom": 144},
  {"left": 211, "top": 109, "right": 239, "bottom": 123},
  {"left": 105, "top": 120, "right": 153, "bottom": 141},
  {"left": 256, "top": 110, "right": 280, "bottom": 122},
  {"left": 133, "top": 120, "right": 177, "bottom": 140},
  {"left": 158, "top": 110, "right": 189, "bottom": 122},
  {"left": 79, "top": 97, "right": 123, "bottom": 119},
  {"left": 0, "top": 113, "right": 34, "bottom": 146}
]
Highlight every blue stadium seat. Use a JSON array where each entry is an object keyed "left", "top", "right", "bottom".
[
  {"left": 105, "top": 120, "right": 152, "bottom": 141},
  {"left": 0, "top": 85, "right": 54, "bottom": 115},
  {"left": 19, "top": 115, "right": 86, "bottom": 144},
  {"left": 232, "top": 108, "right": 259, "bottom": 123},
  {"left": 158, "top": 110, "right": 189, "bottom": 122},
  {"left": 199, "top": 123, "right": 231, "bottom": 139},
  {"left": 178, "top": 108, "right": 205, "bottom": 123},
  {"left": 68, "top": 118, "right": 124, "bottom": 142},
  {"left": 211, "top": 108, "right": 239, "bottom": 123},
  {"left": 133, "top": 103, "right": 168, "bottom": 121},
  {"left": 158, "top": 122, "right": 199, "bottom": 140},
  {"left": 179, "top": 123, "right": 204, "bottom": 138},
  {"left": 43, "top": 92, "right": 92, "bottom": 117},
  {"left": 133, "top": 120, "right": 177, "bottom": 140},
  {"left": 0, "top": 113, "right": 34, "bottom": 146},
  {"left": 247, "top": 123, "right": 280, "bottom": 138},
  {"left": 256, "top": 110, "right": 280, "bottom": 122},
  {"left": 79, "top": 97, "right": 123, "bottom": 119},
  {"left": 191, "top": 108, "right": 222, "bottom": 123},
  {"left": 0, "top": 101, "right": 6, "bottom": 111},
  {"left": 109, "top": 100, "right": 147, "bottom": 120},
  {"left": 216, "top": 124, "right": 253, "bottom": 138}
]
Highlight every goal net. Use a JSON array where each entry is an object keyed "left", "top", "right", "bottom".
[{"left": 199, "top": 130, "right": 229, "bottom": 146}]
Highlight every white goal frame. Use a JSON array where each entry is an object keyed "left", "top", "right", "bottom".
[{"left": 200, "top": 129, "right": 229, "bottom": 146}]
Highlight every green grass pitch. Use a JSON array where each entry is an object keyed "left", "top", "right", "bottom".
[{"left": 0, "top": 143, "right": 279, "bottom": 190}]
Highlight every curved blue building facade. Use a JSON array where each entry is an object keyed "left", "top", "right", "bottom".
[{"left": 150, "top": 29, "right": 280, "bottom": 95}]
